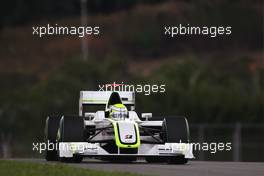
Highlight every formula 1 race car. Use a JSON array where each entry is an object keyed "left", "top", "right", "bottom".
[{"left": 44, "top": 91, "right": 194, "bottom": 164}]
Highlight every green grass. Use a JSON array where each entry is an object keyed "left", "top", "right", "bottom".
[{"left": 0, "top": 160, "right": 144, "bottom": 176}]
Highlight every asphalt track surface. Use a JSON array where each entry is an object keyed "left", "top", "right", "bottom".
[{"left": 9, "top": 159, "right": 264, "bottom": 176}]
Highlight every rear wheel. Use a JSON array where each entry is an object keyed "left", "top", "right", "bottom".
[
  {"left": 163, "top": 116, "right": 190, "bottom": 164},
  {"left": 58, "top": 116, "right": 85, "bottom": 163},
  {"left": 44, "top": 116, "right": 61, "bottom": 161}
]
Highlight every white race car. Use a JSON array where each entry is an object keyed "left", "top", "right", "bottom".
[{"left": 44, "top": 91, "right": 194, "bottom": 164}]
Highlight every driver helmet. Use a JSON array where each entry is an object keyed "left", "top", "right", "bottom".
[{"left": 109, "top": 103, "right": 128, "bottom": 119}]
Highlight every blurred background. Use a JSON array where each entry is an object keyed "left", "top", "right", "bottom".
[{"left": 0, "top": 0, "right": 263, "bottom": 161}]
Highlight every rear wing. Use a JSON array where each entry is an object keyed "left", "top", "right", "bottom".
[{"left": 79, "top": 91, "right": 135, "bottom": 116}]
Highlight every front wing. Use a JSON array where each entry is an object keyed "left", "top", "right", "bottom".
[{"left": 58, "top": 142, "right": 194, "bottom": 159}]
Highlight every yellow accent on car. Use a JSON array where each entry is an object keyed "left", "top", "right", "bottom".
[
  {"left": 108, "top": 119, "right": 140, "bottom": 148},
  {"left": 114, "top": 104, "right": 126, "bottom": 108},
  {"left": 110, "top": 103, "right": 127, "bottom": 113}
]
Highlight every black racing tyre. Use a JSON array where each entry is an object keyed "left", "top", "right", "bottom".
[
  {"left": 58, "top": 116, "right": 85, "bottom": 163},
  {"left": 44, "top": 115, "right": 61, "bottom": 161},
  {"left": 162, "top": 116, "right": 189, "bottom": 143},
  {"left": 162, "top": 116, "right": 190, "bottom": 164}
]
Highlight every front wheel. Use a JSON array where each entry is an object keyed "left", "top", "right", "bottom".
[
  {"left": 58, "top": 115, "right": 85, "bottom": 163},
  {"left": 44, "top": 116, "right": 61, "bottom": 161},
  {"left": 162, "top": 116, "right": 190, "bottom": 164}
]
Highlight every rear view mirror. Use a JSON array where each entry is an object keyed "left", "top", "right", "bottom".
[
  {"left": 84, "top": 113, "right": 95, "bottom": 120},
  {"left": 141, "top": 113, "right": 152, "bottom": 121},
  {"left": 105, "top": 111, "right": 110, "bottom": 118}
]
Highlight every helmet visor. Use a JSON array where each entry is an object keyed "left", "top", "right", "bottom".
[{"left": 111, "top": 111, "right": 128, "bottom": 119}]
